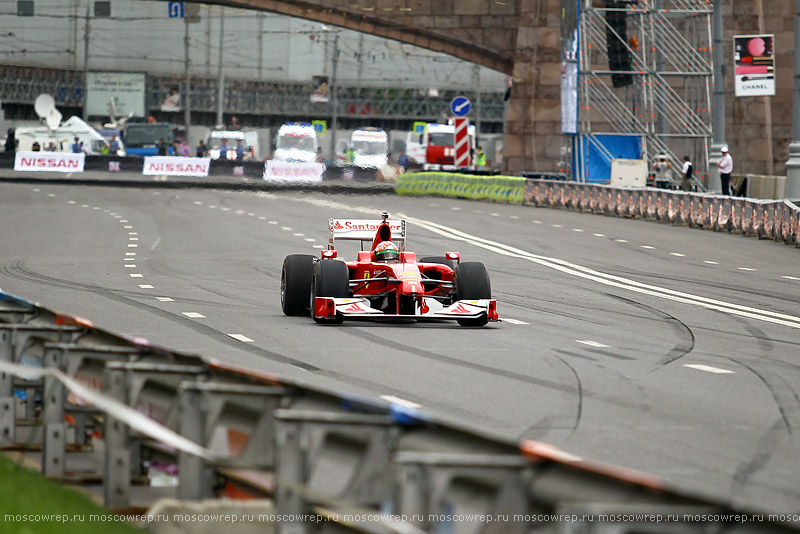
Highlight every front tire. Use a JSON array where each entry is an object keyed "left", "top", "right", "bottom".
[
  {"left": 311, "top": 260, "right": 349, "bottom": 324},
  {"left": 453, "top": 262, "right": 491, "bottom": 327},
  {"left": 281, "top": 254, "right": 315, "bottom": 316}
]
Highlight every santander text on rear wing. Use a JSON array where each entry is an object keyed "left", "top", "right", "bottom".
[{"left": 328, "top": 218, "right": 406, "bottom": 250}]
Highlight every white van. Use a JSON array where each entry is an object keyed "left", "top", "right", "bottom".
[
  {"left": 207, "top": 130, "right": 260, "bottom": 160},
  {"left": 274, "top": 123, "right": 318, "bottom": 163},
  {"left": 348, "top": 128, "right": 388, "bottom": 169},
  {"left": 14, "top": 116, "right": 107, "bottom": 154}
]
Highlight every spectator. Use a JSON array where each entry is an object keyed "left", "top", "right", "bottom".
[
  {"left": 217, "top": 138, "right": 230, "bottom": 159},
  {"left": 718, "top": 145, "right": 733, "bottom": 195},
  {"left": 45, "top": 141, "right": 56, "bottom": 152},
  {"left": 71, "top": 137, "right": 82, "bottom": 153},
  {"left": 653, "top": 153, "right": 671, "bottom": 188},
  {"left": 100, "top": 142, "right": 110, "bottom": 155},
  {"left": 179, "top": 140, "right": 190, "bottom": 157},
  {"left": 397, "top": 149, "right": 409, "bottom": 172},
  {"left": 108, "top": 135, "right": 119, "bottom": 156},
  {"left": 157, "top": 138, "right": 168, "bottom": 156},
  {"left": 4, "top": 128, "right": 16, "bottom": 154},
  {"left": 681, "top": 156, "right": 693, "bottom": 191},
  {"left": 230, "top": 116, "right": 241, "bottom": 130},
  {"left": 196, "top": 140, "right": 208, "bottom": 158},
  {"left": 235, "top": 139, "right": 245, "bottom": 160},
  {"left": 31, "top": 140, "right": 41, "bottom": 152},
  {"left": 476, "top": 145, "right": 486, "bottom": 169}
]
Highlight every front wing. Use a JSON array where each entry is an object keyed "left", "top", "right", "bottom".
[{"left": 313, "top": 297, "right": 498, "bottom": 323}]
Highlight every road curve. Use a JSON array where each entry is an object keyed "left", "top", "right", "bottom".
[{"left": 2, "top": 181, "right": 800, "bottom": 514}]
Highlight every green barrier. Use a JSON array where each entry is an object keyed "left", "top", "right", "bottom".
[{"left": 395, "top": 172, "right": 525, "bottom": 204}]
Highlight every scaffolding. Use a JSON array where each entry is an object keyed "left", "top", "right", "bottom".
[{"left": 577, "top": 0, "right": 713, "bottom": 189}]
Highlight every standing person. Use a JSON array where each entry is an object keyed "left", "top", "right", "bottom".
[
  {"left": 71, "top": 137, "right": 82, "bottom": 153},
  {"left": 45, "top": 141, "right": 56, "bottom": 152},
  {"left": 652, "top": 153, "right": 671, "bottom": 188},
  {"left": 397, "top": 149, "right": 409, "bottom": 172},
  {"left": 217, "top": 138, "right": 230, "bottom": 159},
  {"left": 179, "top": 140, "right": 190, "bottom": 157},
  {"left": 196, "top": 140, "right": 208, "bottom": 158},
  {"left": 718, "top": 145, "right": 733, "bottom": 195},
  {"left": 4, "top": 128, "right": 16, "bottom": 154},
  {"left": 108, "top": 135, "right": 119, "bottom": 156},
  {"left": 157, "top": 138, "right": 168, "bottom": 156},
  {"left": 681, "top": 155, "right": 693, "bottom": 191},
  {"left": 476, "top": 145, "right": 486, "bottom": 169},
  {"left": 234, "top": 138, "right": 245, "bottom": 160}
]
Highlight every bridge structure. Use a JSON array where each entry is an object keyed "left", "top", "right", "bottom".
[{"left": 189, "top": 0, "right": 554, "bottom": 174}]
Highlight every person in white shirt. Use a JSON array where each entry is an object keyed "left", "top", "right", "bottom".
[
  {"left": 718, "top": 146, "right": 733, "bottom": 195},
  {"left": 681, "top": 156, "right": 693, "bottom": 191}
]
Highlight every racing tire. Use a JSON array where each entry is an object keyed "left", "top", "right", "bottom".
[
  {"left": 453, "top": 262, "right": 491, "bottom": 327},
  {"left": 311, "top": 259, "right": 350, "bottom": 324},
  {"left": 418, "top": 256, "right": 455, "bottom": 270},
  {"left": 281, "top": 254, "right": 315, "bottom": 316}
]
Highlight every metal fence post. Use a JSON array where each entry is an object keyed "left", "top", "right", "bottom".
[
  {"left": 42, "top": 347, "right": 65, "bottom": 478},
  {"left": 0, "top": 329, "right": 15, "bottom": 446},
  {"left": 104, "top": 368, "right": 130, "bottom": 509},
  {"left": 275, "top": 417, "right": 306, "bottom": 534},
  {"left": 178, "top": 383, "right": 213, "bottom": 500}
]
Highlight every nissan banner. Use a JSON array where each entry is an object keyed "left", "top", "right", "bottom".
[
  {"left": 263, "top": 160, "right": 324, "bottom": 182},
  {"left": 142, "top": 157, "right": 211, "bottom": 177},
  {"left": 14, "top": 152, "right": 85, "bottom": 173}
]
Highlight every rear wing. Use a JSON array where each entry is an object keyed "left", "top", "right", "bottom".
[{"left": 328, "top": 217, "right": 406, "bottom": 250}]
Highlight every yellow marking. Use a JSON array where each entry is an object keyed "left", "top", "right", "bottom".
[{"left": 363, "top": 271, "right": 370, "bottom": 289}]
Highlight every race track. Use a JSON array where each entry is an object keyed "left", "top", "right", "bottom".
[{"left": 2, "top": 180, "right": 799, "bottom": 514}]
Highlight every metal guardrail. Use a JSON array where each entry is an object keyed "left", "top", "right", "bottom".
[
  {"left": 1, "top": 282, "right": 799, "bottom": 533},
  {"left": 524, "top": 180, "right": 800, "bottom": 247}
]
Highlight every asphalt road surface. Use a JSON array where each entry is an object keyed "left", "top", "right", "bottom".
[{"left": 1, "top": 179, "right": 799, "bottom": 515}]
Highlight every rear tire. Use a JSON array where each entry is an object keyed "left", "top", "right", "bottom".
[
  {"left": 311, "top": 260, "right": 349, "bottom": 324},
  {"left": 281, "top": 254, "right": 315, "bottom": 316},
  {"left": 453, "top": 262, "right": 491, "bottom": 327}
]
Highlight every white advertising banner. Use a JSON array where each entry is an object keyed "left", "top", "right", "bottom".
[
  {"left": 734, "top": 34, "right": 775, "bottom": 97},
  {"left": 142, "top": 157, "right": 211, "bottom": 177},
  {"left": 263, "top": 160, "right": 325, "bottom": 182},
  {"left": 86, "top": 71, "right": 147, "bottom": 117},
  {"left": 14, "top": 152, "right": 85, "bottom": 173}
]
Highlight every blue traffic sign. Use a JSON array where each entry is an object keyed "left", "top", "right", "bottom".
[
  {"left": 168, "top": 2, "right": 184, "bottom": 18},
  {"left": 450, "top": 95, "right": 471, "bottom": 117}
]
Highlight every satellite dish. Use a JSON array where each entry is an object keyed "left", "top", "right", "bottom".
[
  {"left": 45, "top": 108, "right": 62, "bottom": 130},
  {"left": 34, "top": 94, "right": 56, "bottom": 118}
]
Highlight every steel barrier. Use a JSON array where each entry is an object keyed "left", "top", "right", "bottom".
[{"left": 0, "top": 287, "right": 798, "bottom": 533}]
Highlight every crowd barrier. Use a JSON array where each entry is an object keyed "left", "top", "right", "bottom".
[
  {"left": 1, "top": 289, "right": 798, "bottom": 534},
  {"left": 395, "top": 172, "right": 526, "bottom": 203}
]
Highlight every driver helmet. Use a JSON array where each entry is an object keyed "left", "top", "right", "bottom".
[{"left": 374, "top": 241, "right": 400, "bottom": 263}]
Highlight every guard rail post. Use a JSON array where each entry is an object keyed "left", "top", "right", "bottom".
[
  {"left": 104, "top": 366, "right": 131, "bottom": 509},
  {"left": 177, "top": 382, "right": 213, "bottom": 500},
  {"left": 42, "top": 346, "right": 65, "bottom": 478},
  {"left": 393, "top": 452, "right": 530, "bottom": 534},
  {"left": 0, "top": 329, "right": 15, "bottom": 446},
  {"left": 275, "top": 413, "right": 306, "bottom": 534}
]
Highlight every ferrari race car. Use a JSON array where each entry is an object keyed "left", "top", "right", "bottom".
[{"left": 280, "top": 212, "right": 498, "bottom": 326}]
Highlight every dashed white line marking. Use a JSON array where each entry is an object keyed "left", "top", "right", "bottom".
[
  {"left": 193, "top": 201, "right": 203, "bottom": 205},
  {"left": 128, "top": 244, "right": 138, "bottom": 248},
  {"left": 615, "top": 239, "right": 628, "bottom": 243},
  {"left": 151, "top": 238, "right": 161, "bottom": 250},
  {"left": 552, "top": 224, "right": 563, "bottom": 228},
  {"left": 576, "top": 340, "right": 610, "bottom": 348},
  {"left": 641, "top": 245, "right": 655, "bottom": 249},
  {"left": 129, "top": 237, "right": 139, "bottom": 241},
  {"left": 491, "top": 213, "right": 500, "bottom": 217},
  {"left": 221, "top": 207, "right": 230, "bottom": 211},
  {"left": 125, "top": 252, "right": 136, "bottom": 256},
  {"left": 47, "top": 194, "right": 56, "bottom": 198},
  {"left": 68, "top": 201, "right": 76, "bottom": 205},
  {"left": 129, "top": 232, "right": 138, "bottom": 235},
  {"left": 670, "top": 253, "right": 686, "bottom": 257},
  {"left": 503, "top": 318, "right": 529, "bottom": 325},
  {"left": 703, "top": 260, "right": 719, "bottom": 265},
  {"left": 304, "top": 238, "right": 315, "bottom": 242},
  {"left": 228, "top": 334, "right": 254, "bottom": 343},
  {"left": 782, "top": 275, "right": 800, "bottom": 281},
  {"left": 82, "top": 204, "right": 89, "bottom": 208},
  {"left": 379, "top": 395, "right": 421, "bottom": 409},
  {"left": 293, "top": 233, "right": 304, "bottom": 237},
  {"left": 533, "top": 220, "right": 542, "bottom": 224},
  {"left": 248, "top": 213, "right": 255, "bottom": 217},
  {"left": 182, "top": 312, "right": 205, "bottom": 318},
  {"left": 129, "top": 274, "right": 143, "bottom": 278},
  {"left": 510, "top": 215, "right": 520, "bottom": 219},
  {"left": 124, "top": 225, "right": 133, "bottom": 229},
  {"left": 209, "top": 205, "right": 217, "bottom": 209},
  {"left": 312, "top": 245, "right": 324, "bottom": 249},
  {"left": 684, "top": 364, "right": 734, "bottom": 374},
  {"left": 156, "top": 297, "right": 174, "bottom": 302},
  {"left": 281, "top": 227, "right": 292, "bottom": 231},
  {"left": 269, "top": 221, "right": 278, "bottom": 225},
  {"left": 92, "top": 207, "right": 101, "bottom": 210},
  {"left": 593, "top": 233, "right": 606, "bottom": 237},
  {"left": 125, "top": 265, "right": 136, "bottom": 268},
  {"left": 138, "top": 284, "right": 154, "bottom": 289},
  {"left": 114, "top": 215, "right": 122, "bottom": 219},
  {"left": 451, "top": 207, "right": 461, "bottom": 211},
  {"left": 738, "top": 267, "right": 756, "bottom": 271},
  {"left": 33, "top": 188, "right": 40, "bottom": 192},
  {"left": 258, "top": 216, "right": 267, "bottom": 220},
  {"left": 119, "top": 219, "right": 128, "bottom": 223},
  {"left": 572, "top": 228, "right": 584, "bottom": 232}
]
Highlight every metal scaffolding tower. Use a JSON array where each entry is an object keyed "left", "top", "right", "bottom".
[{"left": 578, "top": 0, "right": 712, "bottom": 188}]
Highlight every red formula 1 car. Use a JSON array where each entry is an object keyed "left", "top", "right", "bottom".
[{"left": 280, "top": 212, "right": 498, "bottom": 326}]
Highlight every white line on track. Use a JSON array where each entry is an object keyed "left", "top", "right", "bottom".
[
  {"left": 305, "top": 238, "right": 315, "bottom": 242},
  {"left": 125, "top": 265, "right": 136, "bottom": 268},
  {"left": 503, "top": 318, "right": 529, "bottom": 325},
  {"left": 670, "top": 253, "right": 686, "bottom": 257},
  {"left": 48, "top": 194, "right": 55, "bottom": 198},
  {"left": 138, "top": 284, "right": 154, "bottom": 289},
  {"left": 68, "top": 201, "right": 76, "bottom": 205},
  {"left": 281, "top": 227, "right": 292, "bottom": 231},
  {"left": 783, "top": 275, "right": 800, "bottom": 280},
  {"left": 641, "top": 245, "right": 655, "bottom": 249},
  {"left": 552, "top": 224, "right": 562, "bottom": 228},
  {"left": 129, "top": 232, "right": 138, "bottom": 235},
  {"left": 572, "top": 228, "right": 584, "bottom": 232},
  {"left": 593, "top": 233, "right": 606, "bottom": 237},
  {"left": 129, "top": 274, "right": 143, "bottom": 278},
  {"left": 128, "top": 244, "right": 138, "bottom": 248},
  {"left": 683, "top": 364, "right": 734, "bottom": 374},
  {"left": 82, "top": 205, "right": 89, "bottom": 208},
  {"left": 120, "top": 219, "right": 127, "bottom": 223},
  {"left": 156, "top": 297, "right": 173, "bottom": 302},
  {"left": 738, "top": 267, "right": 756, "bottom": 271},
  {"left": 182, "top": 312, "right": 205, "bottom": 318},
  {"left": 124, "top": 225, "right": 132, "bottom": 229},
  {"left": 703, "top": 260, "right": 718, "bottom": 264},
  {"left": 576, "top": 340, "right": 609, "bottom": 348},
  {"left": 533, "top": 220, "right": 542, "bottom": 224},
  {"left": 125, "top": 252, "right": 135, "bottom": 256},
  {"left": 228, "top": 334, "right": 254, "bottom": 343},
  {"left": 379, "top": 395, "right": 421, "bottom": 409},
  {"left": 615, "top": 239, "right": 628, "bottom": 243},
  {"left": 451, "top": 207, "right": 461, "bottom": 211},
  {"left": 491, "top": 213, "right": 500, "bottom": 217},
  {"left": 129, "top": 237, "right": 139, "bottom": 241},
  {"left": 293, "top": 233, "right": 304, "bottom": 237},
  {"left": 193, "top": 201, "right": 203, "bottom": 205},
  {"left": 510, "top": 215, "right": 520, "bottom": 219},
  {"left": 313, "top": 245, "right": 324, "bottom": 249},
  {"left": 33, "top": 188, "right": 40, "bottom": 192},
  {"left": 151, "top": 238, "right": 160, "bottom": 250}
]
